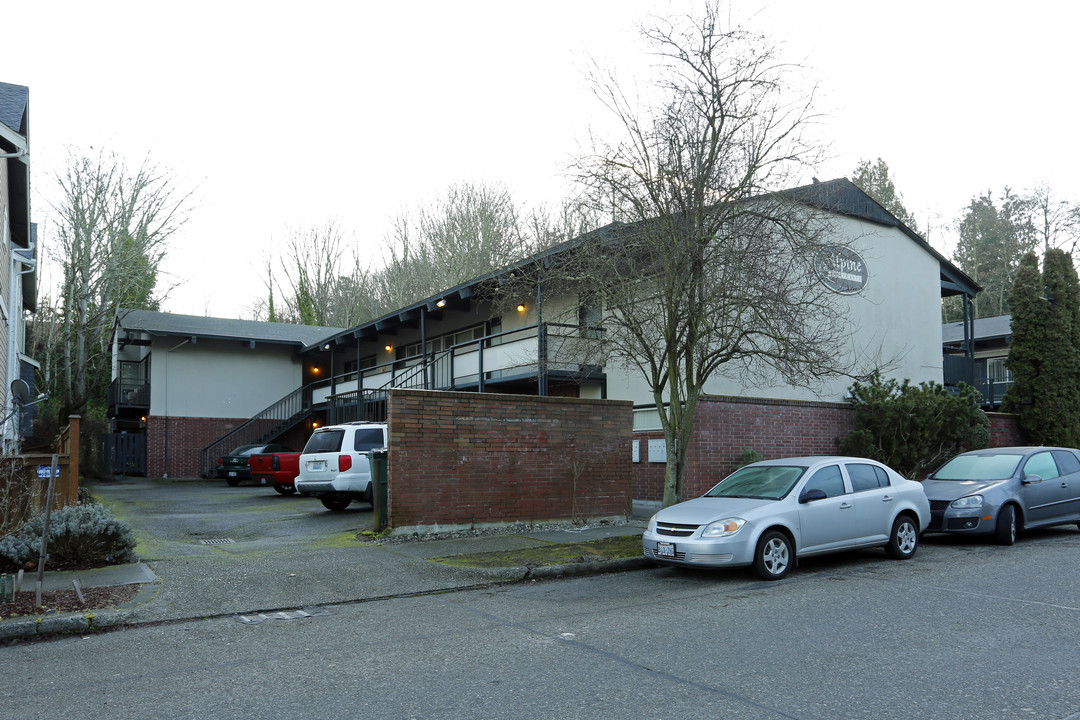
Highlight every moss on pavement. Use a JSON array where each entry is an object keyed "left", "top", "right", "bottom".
[{"left": 429, "top": 534, "right": 643, "bottom": 568}]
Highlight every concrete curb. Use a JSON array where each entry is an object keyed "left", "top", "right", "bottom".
[
  {"left": 1, "top": 557, "right": 652, "bottom": 641},
  {"left": 0, "top": 578, "right": 160, "bottom": 641},
  {"left": 437, "top": 556, "right": 653, "bottom": 581},
  {"left": 0, "top": 607, "right": 135, "bottom": 640}
]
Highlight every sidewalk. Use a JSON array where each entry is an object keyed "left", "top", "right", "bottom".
[{"left": 1, "top": 511, "right": 654, "bottom": 642}]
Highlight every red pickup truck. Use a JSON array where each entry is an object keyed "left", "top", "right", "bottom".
[{"left": 249, "top": 451, "right": 302, "bottom": 495}]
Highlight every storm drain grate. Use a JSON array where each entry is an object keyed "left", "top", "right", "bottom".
[{"left": 200, "top": 538, "right": 235, "bottom": 545}]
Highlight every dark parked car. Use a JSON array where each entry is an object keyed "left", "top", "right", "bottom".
[
  {"left": 923, "top": 447, "right": 1080, "bottom": 545},
  {"left": 216, "top": 443, "right": 293, "bottom": 486}
]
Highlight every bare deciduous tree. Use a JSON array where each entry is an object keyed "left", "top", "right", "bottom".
[
  {"left": 263, "top": 222, "right": 380, "bottom": 329},
  {"left": 42, "top": 150, "right": 191, "bottom": 413},
  {"left": 376, "top": 182, "right": 531, "bottom": 310},
  {"left": 542, "top": 4, "right": 869, "bottom": 505}
]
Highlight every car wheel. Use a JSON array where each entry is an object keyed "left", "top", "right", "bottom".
[
  {"left": 226, "top": 477, "right": 241, "bottom": 487},
  {"left": 320, "top": 496, "right": 352, "bottom": 512},
  {"left": 885, "top": 515, "right": 919, "bottom": 559},
  {"left": 752, "top": 530, "right": 792, "bottom": 581},
  {"left": 995, "top": 504, "right": 1017, "bottom": 546},
  {"left": 274, "top": 485, "right": 296, "bottom": 495}
]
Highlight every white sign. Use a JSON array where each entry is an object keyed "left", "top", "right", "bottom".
[{"left": 815, "top": 246, "right": 868, "bottom": 294}]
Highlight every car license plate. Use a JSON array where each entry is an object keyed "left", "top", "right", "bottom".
[
  {"left": 228, "top": 471, "right": 237, "bottom": 477},
  {"left": 656, "top": 542, "right": 675, "bottom": 557},
  {"left": 309, "top": 461, "right": 326, "bottom": 471}
]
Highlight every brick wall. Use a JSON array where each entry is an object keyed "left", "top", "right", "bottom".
[
  {"left": 386, "top": 389, "right": 633, "bottom": 532},
  {"left": 987, "top": 412, "right": 1025, "bottom": 447},
  {"left": 633, "top": 397, "right": 1030, "bottom": 502},
  {"left": 146, "top": 416, "right": 251, "bottom": 478},
  {"left": 633, "top": 395, "right": 857, "bottom": 501}
]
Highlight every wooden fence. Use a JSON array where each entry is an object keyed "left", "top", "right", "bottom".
[{"left": 0, "top": 415, "right": 81, "bottom": 535}]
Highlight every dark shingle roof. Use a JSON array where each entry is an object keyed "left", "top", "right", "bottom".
[
  {"left": 115, "top": 309, "right": 343, "bottom": 347},
  {"left": 942, "top": 314, "right": 1012, "bottom": 344},
  {"left": 0, "top": 81, "right": 29, "bottom": 139}
]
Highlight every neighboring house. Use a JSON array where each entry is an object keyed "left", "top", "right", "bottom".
[
  {"left": 108, "top": 178, "right": 979, "bottom": 478},
  {"left": 943, "top": 314, "right": 1012, "bottom": 409},
  {"left": 0, "top": 81, "right": 39, "bottom": 452}
]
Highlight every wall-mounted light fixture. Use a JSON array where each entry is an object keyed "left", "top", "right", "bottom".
[
  {"left": 323, "top": 343, "right": 330, "bottom": 350},
  {"left": 312, "top": 421, "right": 320, "bottom": 429},
  {"left": 384, "top": 344, "right": 393, "bottom": 352},
  {"left": 436, "top": 298, "right": 447, "bottom": 308},
  {"left": 311, "top": 366, "right": 321, "bottom": 375},
  {"left": 516, "top": 303, "right": 527, "bottom": 313}
]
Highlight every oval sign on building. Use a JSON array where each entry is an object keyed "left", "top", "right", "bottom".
[{"left": 815, "top": 246, "right": 868, "bottom": 294}]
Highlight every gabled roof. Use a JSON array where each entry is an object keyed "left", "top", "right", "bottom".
[
  {"left": 785, "top": 178, "right": 980, "bottom": 298},
  {"left": 115, "top": 309, "right": 343, "bottom": 348},
  {"left": 303, "top": 178, "right": 979, "bottom": 354},
  {"left": 0, "top": 81, "right": 28, "bottom": 143},
  {"left": 0, "top": 81, "right": 31, "bottom": 250}
]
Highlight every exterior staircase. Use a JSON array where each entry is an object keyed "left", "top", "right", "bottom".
[
  {"left": 199, "top": 386, "right": 312, "bottom": 478},
  {"left": 199, "top": 351, "right": 454, "bottom": 476}
]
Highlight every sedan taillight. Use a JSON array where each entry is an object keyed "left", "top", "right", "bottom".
[
  {"left": 272, "top": 456, "right": 281, "bottom": 471},
  {"left": 338, "top": 455, "right": 352, "bottom": 472}
]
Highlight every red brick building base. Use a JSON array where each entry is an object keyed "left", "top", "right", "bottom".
[
  {"left": 386, "top": 389, "right": 633, "bottom": 532},
  {"left": 146, "top": 416, "right": 251, "bottom": 478},
  {"left": 632, "top": 396, "right": 1028, "bottom": 502}
]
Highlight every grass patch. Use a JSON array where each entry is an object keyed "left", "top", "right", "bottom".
[{"left": 430, "top": 533, "right": 643, "bottom": 568}]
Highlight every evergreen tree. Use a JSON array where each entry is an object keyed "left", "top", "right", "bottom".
[
  {"left": 1003, "top": 250, "right": 1080, "bottom": 444},
  {"left": 1038, "top": 249, "right": 1080, "bottom": 445},
  {"left": 851, "top": 158, "right": 921, "bottom": 234},
  {"left": 945, "top": 190, "right": 1037, "bottom": 321}
]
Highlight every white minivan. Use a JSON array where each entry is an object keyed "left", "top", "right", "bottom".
[{"left": 295, "top": 422, "right": 388, "bottom": 511}]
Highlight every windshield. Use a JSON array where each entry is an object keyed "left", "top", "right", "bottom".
[
  {"left": 932, "top": 453, "right": 1023, "bottom": 481},
  {"left": 704, "top": 465, "right": 807, "bottom": 500},
  {"left": 230, "top": 445, "right": 263, "bottom": 456}
]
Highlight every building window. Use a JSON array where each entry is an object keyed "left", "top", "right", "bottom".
[
  {"left": 986, "top": 357, "right": 1012, "bottom": 385},
  {"left": 579, "top": 296, "right": 602, "bottom": 338}
]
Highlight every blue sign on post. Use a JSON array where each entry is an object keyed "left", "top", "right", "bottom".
[{"left": 36, "top": 466, "right": 55, "bottom": 479}]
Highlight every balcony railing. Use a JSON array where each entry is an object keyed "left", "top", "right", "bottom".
[
  {"left": 943, "top": 355, "right": 1012, "bottom": 409},
  {"left": 108, "top": 379, "right": 150, "bottom": 413},
  {"left": 311, "top": 322, "right": 604, "bottom": 404}
]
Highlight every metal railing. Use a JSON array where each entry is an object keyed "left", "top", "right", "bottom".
[
  {"left": 199, "top": 385, "right": 312, "bottom": 477},
  {"left": 201, "top": 321, "right": 606, "bottom": 476}
]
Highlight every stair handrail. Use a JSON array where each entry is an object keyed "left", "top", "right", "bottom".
[{"left": 199, "top": 385, "right": 312, "bottom": 477}]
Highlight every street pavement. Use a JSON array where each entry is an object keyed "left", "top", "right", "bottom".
[{"left": 0, "top": 477, "right": 652, "bottom": 640}]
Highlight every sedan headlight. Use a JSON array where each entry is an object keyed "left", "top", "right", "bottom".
[
  {"left": 647, "top": 513, "right": 658, "bottom": 532},
  {"left": 701, "top": 518, "right": 745, "bottom": 538},
  {"left": 950, "top": 495, "right": 984, "bottom": 509}
]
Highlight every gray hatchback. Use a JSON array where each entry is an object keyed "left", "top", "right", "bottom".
[{"left": 923, "top": 447, "right": 1080, "bottom": 545}]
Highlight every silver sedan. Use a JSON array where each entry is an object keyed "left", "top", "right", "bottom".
[
  {"left": 922, "top": 446, "right": 1080, "bottom": 545},
  {"left": 642, "top": 456, "right": 930, "bottom": 580}
]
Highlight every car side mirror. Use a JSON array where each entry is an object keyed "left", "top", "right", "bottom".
[
  {"left": 800, "top": 488, "right": 827, "bottom": 503},
  {"left": 1022, "top": 474, "right": 1043, "bottom": 485}
]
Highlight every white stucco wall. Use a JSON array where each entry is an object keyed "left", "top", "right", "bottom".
[
  {"left": 604, "top": 216, "right": 944, "bottom": 406},
  {"left": 149, "top": 337, "right": 303, "bottom": 418}
]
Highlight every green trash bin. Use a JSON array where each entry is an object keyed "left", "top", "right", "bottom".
[{"left": 368, "top": 449, "right": 389, "bottom": 531}]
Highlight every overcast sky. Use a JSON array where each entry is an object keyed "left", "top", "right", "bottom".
[{"left": 7, "top": 1, "right": 1079, "bottom": 318}]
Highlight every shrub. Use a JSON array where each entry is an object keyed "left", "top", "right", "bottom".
[
  {"left": 839, "top": 374, "right": 990, "bottom": 478},
  {"left": 0, "top": 501, "right": 137, "bottom": 571},
  {"left": 736, "top": 448, "right": 763, "bottom": 468}
]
